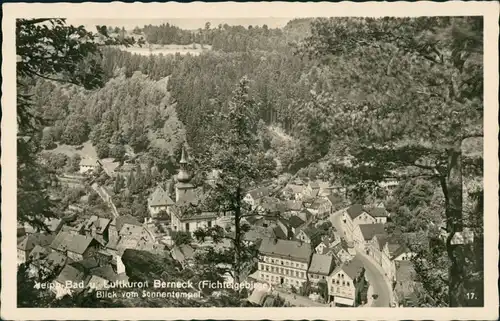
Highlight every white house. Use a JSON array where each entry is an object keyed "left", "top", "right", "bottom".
[
  {"left": 363, "top": 206, "right": 389, "bottom": 224},
  {"left": 307, "top": 253, "right": 336, "bottom": 284},
  {"left": 244, "top": 186, "right": 273, "bottom": 209},
  {"left": 342, "top": 204, "right": 376, "bottom": 239},
  {"left": 147, "top": 185, "right": 175, "bottom": 218},
  {"left": 79, "top": 157, "right": 100, "bottom": 174},
  {"left": 327, "top": 257, "right": 364, "bottom": 306},
  {"left": 352, "top": 223, "right": 386, "bottom": 251}
]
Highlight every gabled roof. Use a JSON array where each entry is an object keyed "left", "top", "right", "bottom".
[
  {"left": 56, "top": 264, "right": 88, "bottom": 285},
  {"left": 346, "top": 204, "right": 366, "bottom": 219},
  {"left": 70, "top": 258, "right": 100, "bottom": 272},
  {"left": 284, "top": 184, "right": 304, "bottom": 194},
  {"left": 309, "top": 198, "right": 329, "bottom": 209},
  {"left": 40, "top": 251, "right": 68, "bottom": 271},
  {"left": 301, "top": 226, "right": 320, "bottom": 239},
  {"left": 358, "top": 223, "right": 386, "bottom": 241},
  {"left": 91, "top": 265, "right": 119, "bottom": 282},
  {"left": 247, "top": 186, "right": 273, "bottom": 200},
  {"left": 288, "top": 215, "right": 305, "bottom": 229},
  {"left": 28, "top": 245, "right": 50, "bottom": 260},
  {"left": 17, "top": 234, "right": 54, "bottom": 252},
  {"left": 50, "top": 231, "right": 96, "bottom": 255},
  {"left": 337, "top": 256, "right": 364, "bottom": 279},
  {"left": 285, "top": 200, "right": 302, "bottom": 211},
  {"left": 111, "top": 215, "right": 142, "bottom": 231},
  {"left": 84, "top": 215, "right": 111, "bottom": 234},
  {"left": 272, "top": 226, "right": 288, "bottom": 240},
  {"left": 259, "top": 237, "right": 312, "bottom": 263},
  {"left": 364, "top": 206, "right": 388, "bottom": 218},
  {"left": 308, "top": 181, "right": 320, "bottom": 189},
  {"left": 148, "top": 185, "right": 175, "bottom": 207},
  {"left": 308, "top": 253, "right": 335, "bottom": 275},
  {"left": 327, "top": 194, "right": 343, "bottom": 206},
  {"left": 374, "top": 234, "right": 389, "bottom": 251}
]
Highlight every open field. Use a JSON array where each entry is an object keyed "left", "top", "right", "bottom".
[
  {"left": 116, "top": 44, "right": 212, "bottom": 56},
  {"left": 42, "top": 140, "right": 98, "bottom": 159}
]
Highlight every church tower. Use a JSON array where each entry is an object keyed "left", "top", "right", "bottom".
[{"left": 175, "top": 146, "right": 195, "bottom": 203}]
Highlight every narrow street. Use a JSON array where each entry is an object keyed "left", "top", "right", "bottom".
[{"left": 329, "top": 207, "right": 392, "bottom": 307}]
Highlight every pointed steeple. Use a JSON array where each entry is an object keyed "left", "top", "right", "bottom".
[{"left": 176, "top": 145, "right": 191, "bottom": 184}]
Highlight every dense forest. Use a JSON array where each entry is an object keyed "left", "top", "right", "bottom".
[{"left": 18, "top": 17, "right": 484, "bottom": 308}]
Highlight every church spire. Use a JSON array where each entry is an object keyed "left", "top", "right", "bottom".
[{"left": 176, "top": 145, "right": 191, "bottom": 183}]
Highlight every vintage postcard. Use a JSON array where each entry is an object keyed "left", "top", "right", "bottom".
[{"left": 1, "top": 1, "right": 498, "bottom": 320}]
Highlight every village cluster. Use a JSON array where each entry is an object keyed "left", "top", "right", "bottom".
[{"left": 18, "top": 147, "right": 419, "bottom": 307}]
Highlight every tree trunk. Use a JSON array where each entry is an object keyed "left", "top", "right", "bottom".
[{"left": 445, "top": 140, "right": 466, "bottom": 307}]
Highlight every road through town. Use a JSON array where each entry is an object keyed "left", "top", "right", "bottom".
[{"left": 329, "top": 207, "right": 392, "bottom": 307}]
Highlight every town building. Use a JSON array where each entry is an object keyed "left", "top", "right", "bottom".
[
  {"left": 29, "top": 250, "right": 67, "bottom": 279},
  {"left": 329, "top": 240, "right": 353, "bottom": 263},
  {"left": 244, "top": 186, "right": 273, "bottom": 209},
  {"left": 257, "top": 238, "right": 312, "bottom": 289},
  {"left": 282, "top": 184, "right": 304, "bottom": 200},
  {"left": 295, "top": 226, "right": 320, "bottom": 244},
  {"left": 52, "top": 264, "right": 90, "bottom": 298},
  {"left": 363, "top": 206, "right": 389, "bottom": 224},
  {"left": 170, "top": 147, "right": 220, "bottom": 234},
  {"left": 327, "top": 257, "right": 364, "bottom": 306},
  {"left": 368, "top": 234, "right": 392, "bottom": 278},
  {"left": 79, "top": 157, "right": 100, "bottom": 174},
  {"left": 17, "top": 233, "right": 54, "bottom": 265},
  {"left": 147, "top": 185, "right": 175, "bottom": 219},
  {"left": 394, "top": 260, "right": 419, "bottom": 306},
  {"left": 342, "top": 204, "right": 377, "bottom": 239},
  {"left": 49, "top": 231, "right": 101, "bottom": 261},
  {"left": 315, "top": 234, "right": 341, "bottom": 255},
  {"left": 82, "top": 215, "right": 110, "bottom": 244},
  {"left": 307, "top": 253, "right": 336, "bottom": 284},
  {"left": 352, "top": 223, "right": 386, "bottom": 250}
]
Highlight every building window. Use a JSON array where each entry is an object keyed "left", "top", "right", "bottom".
[
  {"left": 185, "top": 223, "right": 189, "bottom": 231},
  {"left": 259, "top": 264, "right": 263, "bottom": 270},
  {"left": 346, "top": 281, "right": 349, "bottom": 286},
  {"left": 208, "top": 221, "right": 212, "bottom": 228}
]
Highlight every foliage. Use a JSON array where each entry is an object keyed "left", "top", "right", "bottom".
[{"left": 172, "top": 231, "right": 193, "bottom": 246}]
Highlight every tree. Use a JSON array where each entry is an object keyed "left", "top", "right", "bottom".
[
  {"left": 16, "top": 18, "right": 133, "bottom": 229},
  {"left": 298, "top": 17, "right": 483, "bottom": 307},
  {"left": 96, "top": 141, "right": 110, "bottom": 159},
  {"left": 69, "top": 154, "right": 82, "bottom": 173},
  {"left": 192, "top": 77, "right": 277, "bottom": 285},
  {"left": 109, "top": 144, "right": 126, "bottom": 161},
  {"left": 173, "top": 231, "right": 193, "bottom": 246},
  {"left": 40, "top": 128, "right": 56, "bottom": 150}
]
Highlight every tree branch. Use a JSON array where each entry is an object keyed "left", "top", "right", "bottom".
[{"left": 26, "top": 70, "right": 81, "bottom": 87}]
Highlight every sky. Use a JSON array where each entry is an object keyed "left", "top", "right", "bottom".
[{"left": 67, "top": 18, "right": 294, "bottom": 32}]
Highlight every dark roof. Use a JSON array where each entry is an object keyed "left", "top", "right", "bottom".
[
  {"left": 17, "top": 234, "right": 54, "bottom": 252},
  {"left": 84, "top": 215, "right": 110, "bottom": 234},
  {"left": 50, "top": 231, "right": 96, "bottom": 255},
  {"left": 40, "top": 252, "right": 68, "bottom": 271},
  {"left": 247, "top": 186, "right": 273, "bottom": 199},
  {"left": 56, "top": 265, "right": 88, "bottom": 285},
  {"left": 288, "top": 215, "right": 305, "bottom": 229},
  {"left": 91, "top": 265, "right": 118, "bottom": 282},
  {"left": 374, "top": 234, "right": 389, "bottom": 250},
  {"left": 364, "top": 206, "right": 388, "bottom": 218},
  {"left": 272, "top": 226, "right": 288, "bottom": 240},
  {"left": 308, "top": 254, "right": 335, "bottom": 275},
  {"left": 43, "top": 217, "right": 63, "bottom": 232},
  {"left": 258, "top": 238, "right": 312, "bottom": 263},
  {"left": 346, "top": 204, "right": 365, "bottom": 219},
  {"left": 112, "top": 215, "right": 142, "bottom": 231},
  {"left": 340, "top": 256, "right": 364, "bottom": 279},
  {"left": 70, "top": 258, "right": 100, "bottom": 272},
  {"left": 28, "top": 245, "right": 50, "bottom": 260},
  {"left": 301, "top": 226, "right": 320, "bottom": 239},
  {"left": 358, "top": 223, "right": 386, "bottom": 241},
  {"left": 327, "top": 194, "right": 343, "bottom": 205}
]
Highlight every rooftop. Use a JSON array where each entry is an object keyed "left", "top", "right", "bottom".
[
  {"left": 308, "top": 253, "right": 335, "bottom": 275},
  {"left": 56, "top": 264, "right": 88, "bottom": 285},
  {"left": 17, "top": 234, "right": 54, "bottom": 252},
  {"left": 259, "top": 237, "right": 312, "bottom": 263},
  {"left": 79, "top": 157, "right": 99, "bottom": 167},
  {"left": 50, "top": 231, "right": 96, "bottom": 255},
  {"left": 364, "top": 206, "right": 388, "bottom": 218},
  {"left": 148, "top": 185, "right": 175, "bottom": 207},
  {"left": 84, "top": 215, "right": 111, "bottom": 234},
  {"left": 358, "top": 223, "right": 386, "bottom": 241},
  {"left": 338, "top": 256, "right": 364, "bottom": 279},
  {"left": 346, "top": 204, "right": 365, "bottom": 219},
  {"left": 247, "top": 186, "right": 273, "bottom": 200}
]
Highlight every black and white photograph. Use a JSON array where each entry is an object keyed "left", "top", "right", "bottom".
[{"left": 2, "top": 2, "right": 498, "bottom": 320}]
